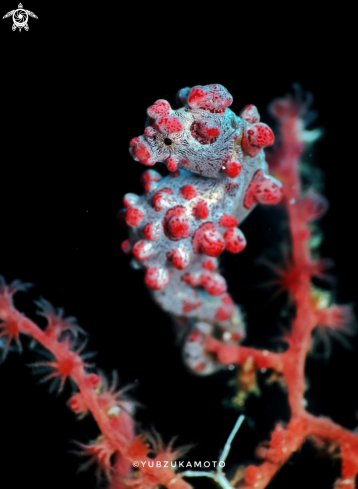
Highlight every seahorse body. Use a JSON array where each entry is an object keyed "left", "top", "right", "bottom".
[{"left": 121, "top": 84, "right": 282, "bottom": 374}]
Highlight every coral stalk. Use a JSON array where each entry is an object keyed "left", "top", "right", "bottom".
[
  {"left": 0, "top": 281, "right": 192, "bottom": 489},
  {"left": 204, "top": 91, "right": 358, "bottom": 488}
]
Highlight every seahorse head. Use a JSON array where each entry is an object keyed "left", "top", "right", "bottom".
[{"left": 129, "top": 84, "right": 275, "bottom": 179}]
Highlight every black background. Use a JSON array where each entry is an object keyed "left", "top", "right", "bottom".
[{"left": 1, "top": 2, "right": 357, "bottom": 488}]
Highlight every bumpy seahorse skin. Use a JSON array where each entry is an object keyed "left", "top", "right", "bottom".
[
  {"left": 122, "top": 84, "right": 283, "bottom": 374},
  {"left": 130, "top": 84, "right": 276, "bottom": 178}
]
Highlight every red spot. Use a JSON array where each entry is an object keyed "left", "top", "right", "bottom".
[
  {"left": 141, "top": 169, "right": 162, "bottom": 193},
  {"left": 203, "top": 125, "right": 220, "bottom": 138},
  {"left": 129, "top": 137, "right": 155, "bottom": 165},
  {"left": 147, "top": 99, "right": 171, "bottom": 119},
  {"left": 187, "top": 84, "right": 232, "bottom": 112},
  {"left": 155, "top": 116, "right": 183, "bottom": 134},
  {"left": 152, "top": 188, "right": 173, "bottom": 211},
  {"left": 200, "top": 272, "right": 227, "bottom": 296},
  {"left": 143, "top": 222, "right": 160, "bottom": 241},
  {"left": 240, "top": 104, "right": 260, "bottom": 124},
  {"left": 219, "top": 214, "right": 238, "bottom": 227},
  {"left": 129, "top": 137, "right": 140, "bottom": 146},
  {"left": 125, "top": 207, "right": 144, "bottom": 227},
  {"left": 192, "top": 222, "right": 225, "bottom": 257},
  {"left": 167, "top": 247, "right": 190, "bottom": 269},
  {"left": 189, "top": 331, "right": 201, "bottom": 342},
  {"left": 141, "top": 169, "right": 162, "bottom": 185},
  {"left": 231, "top": 332, "right": 241, "bottom": 342},
  {"left": 144, "top": 181, "right": 157, "bottom": 193},
  {"left": 194, "top": 363, "right": 205, "bottom": 372},
  {"left": 242, "top": 122, "right": 275, "bottom": 157},
  {"left": 135, "top": 144, "right": 153, "bottom": 164},
  {"left": 183, "top": 299, "right": 202, "bottom": 313},
  {"left": 145, "top": 267, "right": 170, "bottom": 290},
  {"left": 244, "top": 169, "right": 283, "bottom": 209},
  {"left": 170, "top": 170, "right": 181, "bottom": 178},
  {"left": 180, "top": 185, "right": 197, "bottom": 200},
  {"left": 164, "top": 206, "right": 190, "bottom": 240},
  {"left": 188, "top": 87, "right": 207, "bottom": 106},
  {"left": 181, "top": 273, "right": 199, "bottom": 287},
  {"left": 191, "top": 120, "right": 221, "bottom": 143},
  {"left": 121, "top": 239, "right": 132, "bottom": 255},
  {"left": 193, "top": 200, "right": 209, "bottom": 219},
  {"left": 182, "top": 270, "right": 226, "bottom": 295},
  {"left": 223, "top": 228, "right": 246, "bottom": 254},
  {"left": 215, "top": 294, "right": 235, "bottom": 322},
  {"left": 225, "top": 161, "right": 242, "bottom": 178},
  {"left": 166, "top": 157, "right": 178, "bottom": 171},
  {"left": 202, "top": 259, "right": 216, "bottom": 271},
  {"left": 132, "top": 240, "right": 153, "bottom": 261}
]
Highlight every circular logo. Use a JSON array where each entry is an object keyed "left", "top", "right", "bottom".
[{"left": 13, "top": 8, "right": 28, "bottom": 28}]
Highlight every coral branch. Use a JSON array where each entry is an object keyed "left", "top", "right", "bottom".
[
  {"left": 205, "top": 337, "right": 284, "bottom": 372},
  {"left": 204, "top": 89, "right": 358, "bottom": 488},
  {"left": 0, "top": 279, "right": 192, "bottom": 489}
]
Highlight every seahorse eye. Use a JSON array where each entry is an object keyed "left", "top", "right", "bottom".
[{"left": 164, "top": 138, "right": 173, "bottom": 146}]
